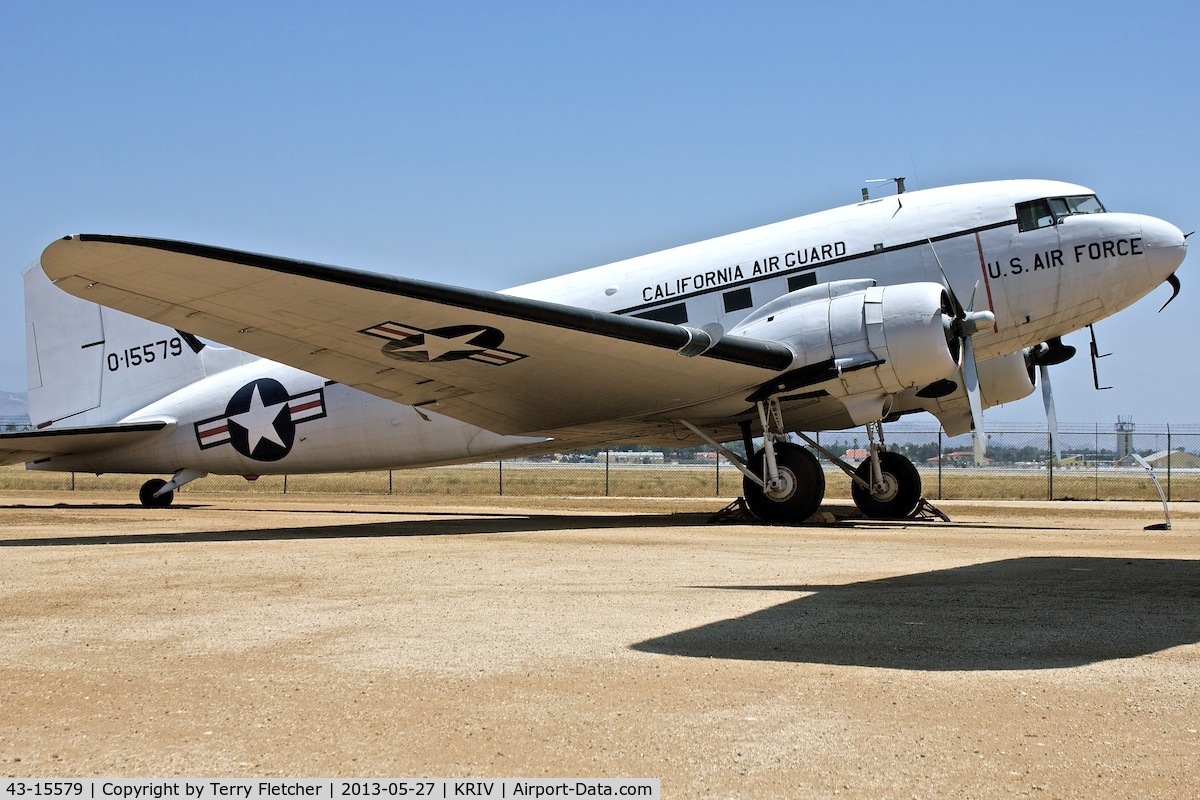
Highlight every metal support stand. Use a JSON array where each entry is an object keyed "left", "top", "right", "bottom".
[
  {"left": 1133, "top": 454, "right": 1172, "bottom": 531},
  {"left": 708, "top": 497, "right": 756, "bottom": 524},
  {"left": 911, "top": 497, "right": 951, "bottom": 522}
]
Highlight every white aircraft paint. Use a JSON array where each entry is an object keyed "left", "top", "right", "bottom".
[{"left": 2, "top": 179, "right": 1186, "bottom": 520}]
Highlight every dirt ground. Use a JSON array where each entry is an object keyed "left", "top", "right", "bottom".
[{"left": 1, "top": 492, "right": 1198, "bottom": 798}]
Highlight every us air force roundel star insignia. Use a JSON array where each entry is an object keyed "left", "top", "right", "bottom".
[
  {"left": 361, "top": 322, "right": 527, "bottom": 365},
  {"left": 194, "top": 379, "right": 327, "bottom": 461}
]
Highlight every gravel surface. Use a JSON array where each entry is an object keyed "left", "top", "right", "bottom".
[{"left": 1, "top": 493, "right": 1198, "bottom": 798}]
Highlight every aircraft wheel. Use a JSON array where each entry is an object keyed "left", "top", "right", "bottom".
[
  {"left": 851, "top": 451, "right": 921, "bottom": 519},
  {"left": 743, "top": 442, "right": 825, "bottom": 524},
  {"left": 139, "top": 478, "right": 174, "bottom": 508}
]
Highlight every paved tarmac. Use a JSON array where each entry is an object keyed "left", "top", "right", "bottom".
[{"left": 1, "top": 493, "right": 1198, "bottom": 797}]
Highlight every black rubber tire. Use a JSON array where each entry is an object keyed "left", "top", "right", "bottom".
[
  {"left": 850, "top": 451, "right": 921, "bottom": 519},
  {"left": 743, "top": 442, "right": 826, "bottom": 524},
  {"left": 139, "top": 478, "right": 174, "bottom": 508}
]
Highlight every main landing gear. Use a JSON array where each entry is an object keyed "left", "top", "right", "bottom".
[
  {"left": 679, "top": 401, "right": 923, "bottom": 524},
  {"left": 138, "top": 468, "right": 208, "bottom": 508},
  {"left": 742, "top": 441, "right": 825, "bottom": 523}
]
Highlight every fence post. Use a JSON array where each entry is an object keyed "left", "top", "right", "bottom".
[
  {"left": 1166, "top": 425, "right": 1172, "bottom": 502},
  {"left": 388, "top": 470, "right": 393, "bottom": 495},
  {"left": 71, "top": 472, "right": 76, "bottom": 491},
  {"left": 937, "top": 430, "right": 942, "bottom": 500},
  {"left": 1048, "top": 430, "right": 1054, "bottom": 501},
  {"left": 283, "top": 474, "right": 288, "bottom": 495},
  {"left": 1094, "top": 423, "right": 1100, "bottom": 501},
  {"left": 605, "top": 449, "right": 610, "bottom": 497},
  {"left": 499, "top": 460, "right": 504, "bottom": 496},
  {"left": 714, "top": 448, "right": 720, "bottom": 497}
]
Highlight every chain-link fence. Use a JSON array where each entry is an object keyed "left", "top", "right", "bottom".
[{"left": 2, "top": 423, "right": 1197, "bottom": 502}]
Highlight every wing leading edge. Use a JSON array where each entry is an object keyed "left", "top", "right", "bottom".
[{"left": 41, "top": 235, "right": 796, "bottom": 435}]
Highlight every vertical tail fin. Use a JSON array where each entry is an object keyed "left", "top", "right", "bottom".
[{"left": 24, "top": 262, "right": 219, "bottom": 427}]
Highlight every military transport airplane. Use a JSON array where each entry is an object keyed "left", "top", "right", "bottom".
[{"left": 0, "top": 179, "right": 1187, "bottom": 523}]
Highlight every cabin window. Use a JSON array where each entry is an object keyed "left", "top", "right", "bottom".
[
  {"left": 634, "top": 303, "right": 688, "bottom": 324},
  {"left": 1017, "top": 194, "right": 1106, "bottom": 232},
  {"left": 787, "top": 272, "right": 817, "bottom": 293},
  {"left": 722, "top": 287, "right": 753, "bottom": 313}
]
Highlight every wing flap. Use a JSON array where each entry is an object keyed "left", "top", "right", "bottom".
[
  {"left": 43, "top": 236, "right": 796, "bottom": 434},
  {"left": 0, "top": 422, "right": 171, "bottom": 466}
]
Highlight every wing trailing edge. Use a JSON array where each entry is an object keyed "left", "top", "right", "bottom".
[{"left": 0, "top": 421, "right": 171, "bottom": 466}]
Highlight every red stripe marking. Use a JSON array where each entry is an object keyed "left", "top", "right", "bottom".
[
  {"left": 200, "top": 424, "right": 228, "bottom": 438},
  {"left": 975, "top": 232, "right": 999, "bottom": 333},
  {"left": 474, "top": 352, "right": 516, "bottom": 364},
  {"left": 289, "top": 399, "right": 323, "bottom": 414},
  {"left": 375, "top": 323, "right": 418, "bottom": 337}
]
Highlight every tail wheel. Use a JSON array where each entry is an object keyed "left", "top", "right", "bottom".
[
  {"left": 851, "top": 451, "right": 921, "bottom": 519},
  {"left": 743, "top": 442, "right": 826, "bottom": 524},
  {"left": 139, "top": 478, "right": 174, "bottom": 508}
]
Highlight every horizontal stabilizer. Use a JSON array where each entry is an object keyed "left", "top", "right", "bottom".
[{"left": 0, "top": 421, "right": 171, "bottom": 466}]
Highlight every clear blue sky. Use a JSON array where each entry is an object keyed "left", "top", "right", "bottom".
[{"left": 2, "top": 2, "right": 1196, "bottom": 426}]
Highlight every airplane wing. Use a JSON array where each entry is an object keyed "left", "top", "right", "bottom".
[
  {"left": 41, "top": 235, "right": 797, "bottom": 435},
  {"left": 0, "top": 422, "right": 171, "bottom": 466}
]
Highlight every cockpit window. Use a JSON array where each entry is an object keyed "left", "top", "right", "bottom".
[
  {"left": 1065, "top": 194, "right": 1104, "bottom": 214},
  {"left": 1016, "top": 194, "right": 1105, "bottom": 231}
]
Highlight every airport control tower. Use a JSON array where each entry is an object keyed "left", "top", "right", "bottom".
[{"left": 1116, "top": 416, "right": 1135, "bottom": 461}]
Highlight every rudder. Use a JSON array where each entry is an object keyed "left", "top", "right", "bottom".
[{"left": 24, "top": 262, "right": 212, "bottom": 427}]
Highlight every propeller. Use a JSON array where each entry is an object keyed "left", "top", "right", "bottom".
[
  {"left": 1027, "top": 338, "right": 1076, "bottom": 465},
  {"left": 1039, "top": 363, "right": 1059, "bottom": 464},
  {"left": 927, "top": 241, "right": 995, "bottom": 463}
]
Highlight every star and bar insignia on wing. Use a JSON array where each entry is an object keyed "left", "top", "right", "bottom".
[{"left": 361, "top": 321, "right": 526, "bottom": 365}]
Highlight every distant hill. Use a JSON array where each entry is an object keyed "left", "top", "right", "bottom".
[{"left": 0, "top": 390, "right": 29, "bottom": 421}]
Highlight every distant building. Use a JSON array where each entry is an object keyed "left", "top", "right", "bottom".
[
  {"left": 842, "top": 448, "right": 871, "bottom": 464},
  {"left": 1115, "top": 449, "right": 1200, "bottom": 469},
  {"left": 599, "top": 451, "right": 665, "bottom": 464},
  {"left": 927, "top": 451, "right": 993, "bottom": 465}
]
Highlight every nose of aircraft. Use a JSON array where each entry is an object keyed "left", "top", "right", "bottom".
[{"left": 1141, "top": 215, "right": 1187, "bottom": 282}]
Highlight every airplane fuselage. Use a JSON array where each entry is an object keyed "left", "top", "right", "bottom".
[
  {"left": 508, "top": 180, "right": 1181, "bottom": 362},
  {"left": 27, "top": 179, "right": 1186, "bottom": 478}
]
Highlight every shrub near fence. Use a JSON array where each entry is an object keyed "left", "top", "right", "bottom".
[{"left": 2, "top": 423, "right": 1197, "bottom": 502}]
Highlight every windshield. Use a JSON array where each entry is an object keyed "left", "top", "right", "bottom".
[{"left": 1016, "top": 194, "right": 1105, "bottom": 231}]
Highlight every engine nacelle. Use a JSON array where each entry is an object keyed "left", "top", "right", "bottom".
[
  {"left": 978, "top": 350, "right": 1037, "bottom": 407},
  {"left": 907, "top": 349, "right": 1037, "bottom": 436},
  {"left": 731, "top": 279, "right": 960, "bottom": 397}
]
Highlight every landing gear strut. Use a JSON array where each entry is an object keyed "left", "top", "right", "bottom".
[
  {"left": 679, "top": 403, "right": 924, "bottom": 524},
  {"left": 850, "top": 450, "right": 921, "bottom": 519},
  {"left": 796, "top": 422, "right": 923, "bottom": 519},
  {"left": 743, "top": 441, "right": 825, "bottom": 523},
  {"left": 679, "top": 398, "right": 827, "bottom": 525}
]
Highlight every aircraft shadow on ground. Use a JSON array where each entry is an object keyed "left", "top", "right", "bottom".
[
  {"left": 0, "top": 512, "right": 712, "bottom": 547},
  {"left": 632, "top": 557, "right": 1200, "bottom": 670}
]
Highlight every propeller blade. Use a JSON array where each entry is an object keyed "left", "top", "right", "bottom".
[
  {"left": 1039, "top": 364, "right": 1061, "bottom": 464},
  {"left": 1158, "top": 272, "right": 1181, "bottom": 312},
  {"left": 927, "top": 239, "right": 965, "bottom": 319},
  {"left": 963, "top": 336, "right": 986, "bottom": 464}
]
